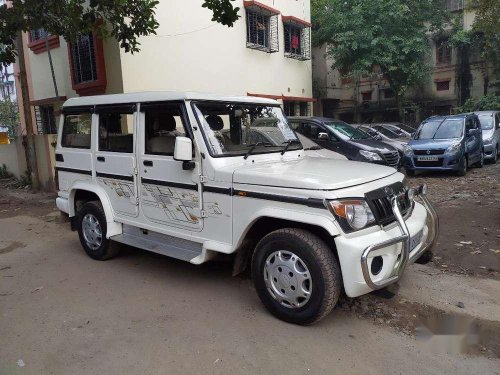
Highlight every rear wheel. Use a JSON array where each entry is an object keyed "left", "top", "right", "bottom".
[
  {"left": 492, "top": 146, "right": 498, "bottom": 164},
  {"left": 77, "top": 201, "right": 119, "bottom": 260},
  {"left": 252, "top": 228, "right": 342, "bottom": 325},
  {"left": 457, "top": 155, "right": 467, "bottom": 176}
]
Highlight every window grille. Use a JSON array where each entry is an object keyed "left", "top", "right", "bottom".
[
  {"left": 436, "top": 39, "right": 452, "bottom": 65},
  {"left": 29, "top": 29, "right": 50, "bottom": 42},
  {"left": 246, "top": 11, "right": 279, "bottom": 53},
  {"left": 35, "top": 105, "right": 57, "bottom": 134},
  {"left": 71, "top": 33, "right": 98, "bottom": 85},
  {"left": 284, "top": 24, "right": 311, "bottom": 61},
  {"left": 436, "top": 81, "right": 450, "bottom": 91},
  {"left": 444, "top": 0, "right": 464, "bottom": 11}
]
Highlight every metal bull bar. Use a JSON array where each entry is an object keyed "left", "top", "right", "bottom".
[{"left": 361, "top": 184, "right": 439, "bottom": 290}]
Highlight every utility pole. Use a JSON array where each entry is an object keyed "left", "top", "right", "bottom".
[{"left": 15, "top": 31, "right": 40, "bottom": 190}]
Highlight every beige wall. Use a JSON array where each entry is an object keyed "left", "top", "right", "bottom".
[
  {"left": 0, "top": 141, "right": 27, "bottom": 179},
  {"left": 119, "top": 0, "right": 312, "bottom": 99}
]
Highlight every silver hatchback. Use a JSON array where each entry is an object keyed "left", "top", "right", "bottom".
[{"left": 475, "top": 111, "right": 500, "bottom": 163}]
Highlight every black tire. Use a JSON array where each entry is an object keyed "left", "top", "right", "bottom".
[
  {"left": 474, "top": 150, "right": 484, "bottom": 168},
  {"left": 406, "top": 169, "right": 416, "bottom": 177},
  {"left": 77, "top": 201, "right": 119, "bottom": 260},
  {"left": 492, "top": 146, "right": 498, "bottom": 164},
  {"left": 415, "top": 250, "right": 433, "bottom": 264},
  {"left": 252, "top": 228, "right": 342, "bottom": 325},
  {"left": 457, "top": 155, "right": 467, "bottom": 176}
]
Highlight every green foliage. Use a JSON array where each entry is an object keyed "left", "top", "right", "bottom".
[
  {"left": 0, "top": 164, "right": 13, "bottom": 179},
  {"left": 469, "top": 0, "right": 500, "bottom": 72},
  {"left": 459, "top": 92, "right": 500, "bottom": 112},
  {"left": 0, "top": 0, "right": 240, "bottom": 66},
  {"left": 0, "top": 99, "right": 19, "bottom": 138},
  {"left": 312, "top": 0, "right": 450, "bottom": 103}
]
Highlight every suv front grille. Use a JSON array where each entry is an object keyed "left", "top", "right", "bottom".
[
  {"left": 365, "top": 182, "right": 412, "bottom": 226},
  {"left": 382, "top": 151, "right": 400, "bottom": 167},
  {"left": 414, "top": 149, "right": 446, "bottom": 155}
]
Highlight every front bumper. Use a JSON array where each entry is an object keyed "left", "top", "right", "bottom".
[
  {"left": 403, "top": 154, "right": 461, "bottom": 171},
  {"left": 334, "top": 185, "right": 439, "bottom": 297}
]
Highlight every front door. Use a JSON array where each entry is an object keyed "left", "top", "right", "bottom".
[
  {"left": 465, "top": 116, "right": 481, "bottom": 163},
  {"left": 137, "top": 101, "right": 203, "bottom": 231},
  {"left": 95, "top": 104, "right": 138, "bottom": 217}
]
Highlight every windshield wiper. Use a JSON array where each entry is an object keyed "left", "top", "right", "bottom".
[
  {"left": 304, "top": 146, "right": 322, "bottom": 151},
  {"left": 243, "top": 142, "right": 274, "bottom": 159},
  {"left": 281, "top": 139, "right": 301, "bottom": 155}
]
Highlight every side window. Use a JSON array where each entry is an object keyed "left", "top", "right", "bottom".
[
  {"left": 61, "top": 113, "right": 92, "bottom": 149},
  {"left": 144, "top": 102, "right": 187, "bottom": 156},
  {"left": 496, "top": 114, "right": 500, "bottom": 129},
  {"left": 289, "top": 121, "right": 300, "bottom": 131},
  {"left": 301, "top": 122, "right": 321, "bottom": 140},
  {"left": 98, "top": 109, "right": 134, "bottom": 153},
  {"left": 465, "top": 118, "right": 474, "bottom": 132}
]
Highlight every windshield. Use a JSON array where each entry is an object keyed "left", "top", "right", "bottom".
[
  {"left": 478, "top": 114, "right": 494, "bottom": 130},
  {"left": 193, "top": 102, "right": 301, "bottom": 157},
  {"left": 415, "top": 118, "right": 464, "bottom": 140},
  {"left": 324, "top": 121, "right": 369, "bottom": 140},
  {"left": 373, "top": 126, "right": 399, "bottom": 139}
]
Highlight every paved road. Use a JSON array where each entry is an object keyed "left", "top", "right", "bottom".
[{"left": 1, "top": 214, "right": 498, "bottom": 375}]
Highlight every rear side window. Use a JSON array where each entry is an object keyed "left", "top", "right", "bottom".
[
  {"left": 61, "top": 113, "right": 92, "bottom": 149},
  {"left": 98, "top": 109, "right": 134, "bottom": 153}
]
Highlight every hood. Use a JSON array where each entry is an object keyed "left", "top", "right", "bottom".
[
  {"left": 304, "top": 148, "right": 348, "bottom": 160},
  {"left": 349, "top": 138, "right": 396, "bottom": 153},
  {"left": 232, "top": 157, "right": 396, "bottom": 190},
  {"left": 482, "top": 129, "right": 494, "bottom": 141},
  {"left": 409, "top": 138, "right": 458, "bottom": 150}
]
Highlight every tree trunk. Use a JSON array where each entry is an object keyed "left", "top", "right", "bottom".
[{"left": 15, "top": 32, "right": 40, "bottom": 190}]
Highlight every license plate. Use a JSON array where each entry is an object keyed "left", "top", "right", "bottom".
[
  {"left": 417, "top": 156, "right": 438, "bottom": 161},
  {"left": 410, "top": 230, "right": 423, "bottom": 252}
]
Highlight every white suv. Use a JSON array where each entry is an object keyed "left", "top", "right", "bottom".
[{"left": 55, "top": 92, "right": 438, "bottom": 325}]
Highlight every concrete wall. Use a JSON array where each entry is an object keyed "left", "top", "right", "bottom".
[
  {"left": 0, "top": 140, "right": 27, "bottom": 179},
  {"left": 119, "top": 0, "right": 312, "bottom": 99}
]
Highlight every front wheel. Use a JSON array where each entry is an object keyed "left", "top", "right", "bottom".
[
  {"left": 492, "top": 146, "right": 498, "bottom": 164},
  {"left": 474, "top": 151, "right": 484, "bottom": 168},
  {"left": 252, "top": 228, "right": 342, "bottom": 325},
  {"left": 457, "top": 155, "right": 467, "bottom": 176}
]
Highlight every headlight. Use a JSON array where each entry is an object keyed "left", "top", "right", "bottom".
[
  {"left": 403, "top": 145, "right": 413, "bottom": 157},
  {"left": 484, "top": 135, "right": 493, "bottom": 144},
  {"left": 359, "top": 150, "right": 382, "bottom": 161},
  {"left": 445, "top": 142, "right": 461, "bottom": 154},
  {"left": 328, "top": 199, "right": 376, "bottom": 232}
]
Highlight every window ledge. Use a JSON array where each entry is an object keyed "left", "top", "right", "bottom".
[
  {"left": 246, "top": 42, "right": 278, "bottom": 53},
  {"left": 285, "top": 52, "right": 310, "bottom": 61},
  {"left": 73, "top": 80, "right": 107, "bottom": 96},
  {"left": 27, "top": 35, "right": 60, "bottom": 54}
]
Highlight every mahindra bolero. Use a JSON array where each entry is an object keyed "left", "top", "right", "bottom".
[{"left": 55, "top": 92, "right": 438, "bottom": 325}]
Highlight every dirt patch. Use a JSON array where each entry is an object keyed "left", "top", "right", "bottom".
[
  {"left": 340, "top": 293, "right": 500, "bottom": 358},
  {"left": 0, "top": 241, "right": 26, "bottom": 255},
  {"left": 408, "top": 162, "right": 500, "bottom": 279},
  {"left": 0, "top": 180, "right": 57, "bottom": 219}
]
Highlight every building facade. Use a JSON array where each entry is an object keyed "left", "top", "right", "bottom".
[
  {"left": 16, "top": 0, "right": 313, "bottom": 136},
  {"left": 312, "top": 0, "right": 497, "bottom": 125}
]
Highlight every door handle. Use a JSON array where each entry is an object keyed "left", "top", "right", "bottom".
[
  {"left": 143, "top": 160, "right": 153, "bottom": 167},
  {"left": 97, "top": 156, "right": 105, "bottom": 162}
]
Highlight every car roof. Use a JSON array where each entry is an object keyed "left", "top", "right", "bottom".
[
  {"left": 475, "top": 111, "right": 498, "bottom": 115},
  {"left": 288, "top": 116, "right": 346, "bottom": 123},
  {"left": 63, "top": 91, "right": 280, "bottom": 108}
]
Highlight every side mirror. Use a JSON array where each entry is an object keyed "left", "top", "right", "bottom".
[
  {"left": 174, "top": 136, "right": 193, "bottom": 162},
  {"left": 318, "top": 132, "right": 329, "bottom": 140}
]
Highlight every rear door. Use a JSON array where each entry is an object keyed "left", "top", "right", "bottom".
[
  {"left": 95, "top": 104, "right": 138, "bottom": 218},
  {"left": 137, "top": 101, "right": 203, "bottom": 231}
]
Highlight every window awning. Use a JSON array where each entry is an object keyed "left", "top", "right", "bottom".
[
  {"left": 243, "top": 1, "right": 280, "bottom": 16},
  {"left": 247, "top": 93, "right": 317, "bottom": 102},
  {"left": 282, "top": 15, "right": 311, "bottom": 28}
]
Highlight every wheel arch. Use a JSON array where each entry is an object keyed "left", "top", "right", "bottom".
[{"left": 68, "top": 182, "right": 122, "bottom": 238}]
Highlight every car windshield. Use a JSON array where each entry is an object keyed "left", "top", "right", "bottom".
[
  {"left": 415, "top": 118, "right": 464, "bottom": 140},
  {"left": 324, "top": 121, "right": 369, "bottom": 140},
  {"left": 373, "top": 126, "right": 399, "bottom": 139},
  {"left": 193, "top": 102, "right": 301, "bottom": 157},
  {"left": 478, "top": 114, "right": 494, "bottom": 130}
]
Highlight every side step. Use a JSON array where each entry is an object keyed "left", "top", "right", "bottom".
[{"left": 110, "top": 225, "right": 203, "bottom": 262}]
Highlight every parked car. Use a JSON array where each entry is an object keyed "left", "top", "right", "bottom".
[
  {"left": 475, "top": 111, "right": 500, "bottom": 163},
  {"left": 352, "top": 124, "right": 409, "bottom": 155},
  {"left": 372, "top": 123, "right": 416, "bottom": 138},
  {"left": 55, "top": 92, "right": 437, "bottom": 325},
  {"left": 296, "top": 133, "right": 348, "bottom": 160},
  {"left": 288, "top": 117, "right": 401, "bottom": 168},
  {"left": 403, "top": 113, "right": 484, "bottom": 176}
]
